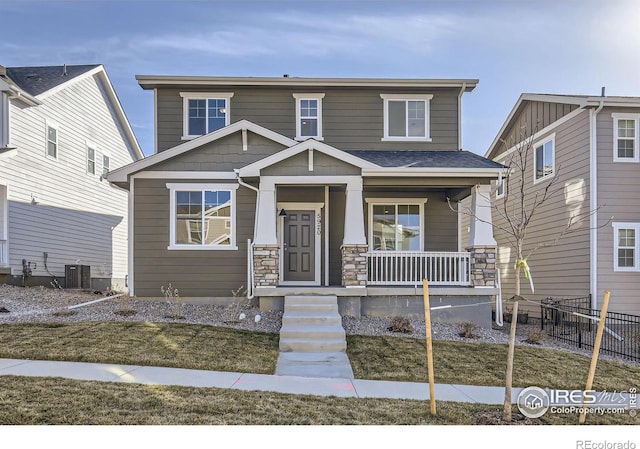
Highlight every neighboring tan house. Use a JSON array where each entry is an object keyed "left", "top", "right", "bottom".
[
  {"left": 108, "top": 75, "right": 504, "bottom": 324},
  {"left": 0, "top": 64, "right": 143, "bottom": 290},
  {"left": 485, "top": 93, "right": 640, "bottom": 316}
]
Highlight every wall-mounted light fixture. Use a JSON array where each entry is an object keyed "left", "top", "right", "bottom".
[{"left": 279, "top": 209, "right": 287, "bottom": 217}]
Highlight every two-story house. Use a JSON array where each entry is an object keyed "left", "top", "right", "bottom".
[
  {"left": 485, "top": 93, "right": 640, "bottom": 316},
  {"left": 108, "top": 75, "right": 504, "bottom": 325},
  {"left": 0, "top": 64, "right": 143, "bottom": 290}
]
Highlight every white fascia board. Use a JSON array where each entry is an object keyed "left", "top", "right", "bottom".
[
  {"left": 485, "top": 94, "right": 588, "bottom": 159},
  {"left": 492, "top": 108, "right": 587, "bottom": 162},
  {"left": 107, "top": 120, "right": 296, "bottom": 183},
  {"left": 132, "top": 171, "right": 237, "bottom": 180},
  {"left": 361, "top": 168, "right": 503, "bottom": 177},
  {"left": 238, "top": 139, "right": 378, "bottom": 177},
  {"left": 137, "top": 75, "right": 479, "bottom": 90}
]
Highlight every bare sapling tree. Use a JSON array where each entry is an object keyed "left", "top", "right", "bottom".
[{"left": 450, "top": 124, "right": 608, "bottom": 421}]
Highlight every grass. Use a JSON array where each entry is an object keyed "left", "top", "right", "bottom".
[
  {"left": 0, "top": 322, "right": 280, "bottom": 374},
  {"left": 0, "top": 322, "right": 638, "bottom": 425},
  {"left": 0, "top": 375, "right": 635, "bottom": 425},
  {"left": 346, "top": 336, "right": 640, "bottom": 391},
  {"left": 0, "top": 322, "right": 638, "bottom": 392}
]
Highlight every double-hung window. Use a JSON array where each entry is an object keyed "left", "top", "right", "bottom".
[
  {"left": 87, "top": 146, "right": 96, "bottom": 175},
  {"left": 293, "top": 93, "right": 324, "bottom": 140},
  {"left": 613, "top": 113, "right": 640, "bottom": 162},
  {"left": 102, "top": 155, "right": 110, "bottom": 177},
  {"left": 367, "top": 199, "right": 426, "bottom": 251},
  {"left": 534, "top": 135, "right": 555, "bottom": 182},
  {"left": 180, "top": 92, "right": 234, "bottom": 139},
  {"left": 380, "top": 94, "right": 432, "bottom": 141},
  {"left": 496, "top": 173, "right": 506, "bottom": 199},
  {"left": 613, "top": 222, "right": 640, "bottom": 271},
  {"left": 167, "top": 183, "right": 238, "bottom": 250},
  {"left": 46, "top": 121, "right": 59, "bottom": 159}
]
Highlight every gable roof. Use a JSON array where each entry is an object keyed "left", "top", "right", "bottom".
[
  {"left": 486, "top": 93, "right": 640, "bottom": 159},
  {"left": 4, "top": 64, "right": 100, "bottom": 96},
  {"left": 238, "top": 139, "right": 378, "bottom": 177},
  {"left": 108, "top": 120, "right": 297, "bottom": 183},
  {"left": 0, "top": 64, "right": 143, "bottom": 160}
]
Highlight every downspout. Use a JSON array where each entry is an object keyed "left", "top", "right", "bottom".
[
  {"left": 590, "top": 100, "right": 604, "bottom": 310},
  {"left": 457, "top": 83, "right": 467, "bottom": 150},
  {"left": 235, "top": 169, "right": 259, "bottom": 300}
]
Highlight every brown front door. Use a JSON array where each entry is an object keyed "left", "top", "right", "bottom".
[{"left": 283, "top": 210, "right": 315, "bottom": 282}]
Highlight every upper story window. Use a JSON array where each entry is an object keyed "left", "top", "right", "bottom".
[
  {"left": 46, "top": 121, "right": 59, "bottom": 159},
  {"left": 293, "top": 93, "right": 324, "bottom": 140},
  {"left": 380, "top": 94, "right": 433, "bottom": 141},
  {"left": 613, "top": 222, "right": 640, "bottom": 271},
  {"left": 495, "top": 173, "right": 506, "bottom": 199},
  {"left": 534, "top": 134, "right": 555, "bottom": 183},
  {"left": 612, "top": 113, "right": 640, "bottom": 162},
  {"left": 366, "top": 199, "right": 426, "bottom": 251},
  {"left": 167, "top": 183, "right": 238, "bottom": 250},
  {"left": 102, "top": 154, "right": 110, "bottom": 177},
  {"left": 87, "top": 146, "right": 96, "bottom": 175},
  {"left": 180, "top": 92, "right": 234, "bottom": 139}
]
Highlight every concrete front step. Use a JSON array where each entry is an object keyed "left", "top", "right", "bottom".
[
  {"left": 284, "top": 295, "right": 338, "bottom": 305},
  {"left": 279, "top": 338, "right": 347, "bottom": 353},
  {"left": 275, "top": 352, "right": 354, "bottom": 379},
  {"left": 284, "top": 302, "right": 339, "bottom": 313},
  {"left": 280, "top": 324, "right": 345, "bottom": 340},
  {"left": 282, "top": 311, "right": 342, "bottom": 326}
]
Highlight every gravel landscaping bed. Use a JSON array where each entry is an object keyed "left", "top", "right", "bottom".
[{"left": 0, "top": 284, "right": 637, "bottom": 367}]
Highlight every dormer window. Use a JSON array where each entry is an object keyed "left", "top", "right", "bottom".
[
  {"left": 380, "top": 94, "right": 432, "bottom": 141},
  {"left": 293, "top": 93, "right": 324, "bottom": 140},
  {"left": 180, "top": 92, "right": 234, "bottom": 139}
]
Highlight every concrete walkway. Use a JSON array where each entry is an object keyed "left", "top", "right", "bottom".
[{"left": 0, "top": 358, "right": 522, "bottom": 404}]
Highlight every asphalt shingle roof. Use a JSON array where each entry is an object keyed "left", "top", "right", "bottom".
[
  {"left": 4, "top": 65, "right": 100, "bottom": 96},
  {"left": 345, "top": 150, "right": 505, "bottom": 169}
]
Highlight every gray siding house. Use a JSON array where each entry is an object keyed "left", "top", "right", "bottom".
[
  {"left": 0, "top": 64, "right": 143, "bottom": 289},
  {"left": 109, "top": 76, "right": 503, "bottom": 322},
  {"left": 485, "top": 93, "right": 640, "bottom": 316}
]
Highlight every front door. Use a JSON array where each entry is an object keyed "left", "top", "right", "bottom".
[{"left": 283, "top": 210, "right": 315, "bottom": 282}]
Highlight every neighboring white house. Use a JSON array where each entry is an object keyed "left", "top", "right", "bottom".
[{"left": 0, "top": 64, "right": 143, "bottom": 290}]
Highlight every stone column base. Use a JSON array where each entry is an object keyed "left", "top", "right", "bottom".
[
  {"left": 341, "top": 244, "right": 368, "bottom": 287},
  {"left": 253, "top": 245, "right": 279, "bottom": 287},
  {"left": 466, "top": 245, "right": 497, "bottom": 287}
]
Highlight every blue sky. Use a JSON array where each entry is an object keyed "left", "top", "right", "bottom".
[{"left": 1, "top": 0, "right": 639, "bottom": 157}]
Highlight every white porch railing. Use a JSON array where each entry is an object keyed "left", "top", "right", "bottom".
[
  {"left": 0, "top": 240, "right": 7, "bottom": 266},
  {"left": 367, "top": 251, "right": 471, "bottom": 286}
]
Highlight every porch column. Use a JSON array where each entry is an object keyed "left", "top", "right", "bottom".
[
  {"left": 253, "top": 180, "right": 279, "bottom": 287},
  {"left": 466, "top": 184, "right": 497, "bottom": 287},
  {"left": 342, "top": 179, "right": 368, "bottom": 287}
]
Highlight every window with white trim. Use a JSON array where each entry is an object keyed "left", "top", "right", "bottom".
[
  {"left": 613, "top": 222, "right": 640, "bottom": 271},
  {"left": 167, "top": 183, "right": 238, "bottom": 250},
  {"left": 612, "top": 113, "right": 640, "bottom": 162},
  {"left": 46, "top": 122, "right": 58, "bottom": 159},
  {"left": 367, "top": 200, "right": 425, "bottom": 251},
  {"left": 102, "top": 154, "right": 110, "bottom": 176},
  {"left": 293, "top": 93, "right": 324, "bottom": 140},
  {"left": 87, "top": 147, "right": 96, "bottom": 175},
  {"left": 380, "top": 94, "right": 432, "bottom": 141},
  {"left": 496, "top": 173, "right": 506, "bottom": 199},
  {"left": 180, "top": 92, "right": 234, "bottom": 139},
  {"left": 534, "top": 135, "right": 555, "bottom": 182}
]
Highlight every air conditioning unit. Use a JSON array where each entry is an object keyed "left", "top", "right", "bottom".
[{"left": 65, "top": 264, "right": 91, "bottom": 289}]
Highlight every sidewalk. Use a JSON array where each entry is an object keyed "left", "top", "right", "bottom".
[{"left": 0, "top": 357, "right": 522, "bottom": 404}]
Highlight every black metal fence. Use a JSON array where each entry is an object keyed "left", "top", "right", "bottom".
[{"left": 540, "top": 296, "right": 640, "bottom": 362}]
